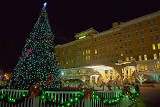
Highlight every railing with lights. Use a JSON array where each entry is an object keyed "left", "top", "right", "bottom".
[{"left": 0, "top": 88, "right": 137, "bottom": 107}]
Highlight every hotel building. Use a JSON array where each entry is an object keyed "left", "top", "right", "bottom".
[{"left": 55, "top": 11, "right": 160, "bottom": 73}]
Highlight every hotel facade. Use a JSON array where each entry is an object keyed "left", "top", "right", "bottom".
[{"left": 55, "top": 11, "right": 160, "bottom": 73}]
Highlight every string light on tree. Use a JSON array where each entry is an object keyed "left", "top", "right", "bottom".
[{"left": 9, "top": 2, "right": 61, "bottom": 90}]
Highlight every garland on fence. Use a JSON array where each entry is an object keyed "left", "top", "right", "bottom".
[
  {"left": 0, "top": 87, "right": 140, "bottom": 106},
  {"left": 40, "top": 89, "right": 85, "bottom": 107},
  {"left": 0, "top": 90, "right": 29, "bottom": 104}
]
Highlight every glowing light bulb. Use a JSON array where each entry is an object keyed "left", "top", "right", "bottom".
[{"left": 43, "top": 2, "right": 47, "bottom": 8}]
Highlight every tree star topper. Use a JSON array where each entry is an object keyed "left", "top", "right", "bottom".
[{"left": 43, "top": 2, "right": 47, "bottom": 8}]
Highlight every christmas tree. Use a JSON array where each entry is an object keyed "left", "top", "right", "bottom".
[{"left": 10, "top": 2, "right": 61, "bottom": 90}]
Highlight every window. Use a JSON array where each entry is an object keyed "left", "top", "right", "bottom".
[
  {"left": 129, "top": 49, "right": 132, "bottom": 54},
  {"left": 88, "top": 49, "right": 90, "bottom": 54},
  {"left": 127, "top": 26, "right": 130, "bottom": 31},
  {"left": 138, "top": 48, "right": 141, "bottom": 52},
  {"left": 144, "top": 55, "right": 147, "bottom": 60},
  {"left": 139, "top": 55, "right": 142, "bottom": 61},
  {"left": 88, "top": 56, "right": 90, "bottom": 60},
  {"left": 145, "top": 66, "right": 148, "bottom": 71},
  {"left": 116, "top": 53, "right": 118, "bottom": 57},
  {"left": 154, "top": 26, "right": 158, "bottom": 31},
  {"left": 140, "top": 30, "right": 144, "bottom": 34},
  {"left": 86, "top": 56, "right": 88, "bottom": 61},
  {"left": 134, "top": 24, "right": 137, "bottom": 29},
  {"left": 152, "top": 18, "right": 156, "bottom": 23},
  {"left": 141, "top": 66, "right": 144, "bottom": 70},
  {"left": 110, "top": 40, "right": 112, "bottom": 44},
  {"left": 141, "top": 38, "right": 144, "bottom": 43},
  {"left": 125, "top": 50, "right": 128, "bottom": 54},
  {"left": 126, "top": 57, "right": 129, "bottom": 61},
  {"left": 149, "top": 27, "right": 152, "bottom": 32},
  {"left": 152, "top": 44, "right": 156, "bottom": 50},
  {"left": 156, "top": 34, "right": 159, "bottom": 40},
  {"left": 136, "top": 31, "right": 138, "bottom": 36},
  {"left": 150, "top": 36, "right": 154, "bottom": 41},
  {"left": 137, "top": 39, "right": 139, "bottom": 44},
  {"left": 123, "top": 34, "right": 127, "bottom": 38},
  {"left": 154, "top": 53, "right": 157, "bottom": 59},
  {"left": 83, "top": 51, "right": 85, "bottom": 55},
  {"left": 148, "top": 20, "right": 151, "bottom": 24},
  {"left": 139, "top": 23, "right": 143, "bottom": 27},
  {"left": 121, "top": 53, "right": 123, "bottom": 56},
  {"left": 95, "top": 49, "right": 97, "bottom": 54},
  {"left": 125, "top": 42, "right": 127, "bottom": 46},
  {"left": 158, "top": 43, "right": 160, "bottom": 49},
  {"left": 129, "top": 40, "right": 132, "bottom": 45},
  {"left": 128, "top": 34, "right": 130, "bottom": 38}
]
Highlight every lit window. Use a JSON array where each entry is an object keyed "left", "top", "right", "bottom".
[
  {"left": 66, "top": 61, "right": 68, "bottom": 64},
  {"left": 88, "top": 56, "right": 90, "bottom": 60},
  {"left": 86, "top": 56, "right": 88, "bottom": 61},
  {"left": 156, "top": 64, "right": 159, "bottom": 69},
  {"left": 121, "top": 53, "right": 123, "bottom": 56},
  {"left": 86, "top": 50, "right": 87, "bottom": 54},
  {"left": 158, "top": 43, "right": 160, "bottom": 49},
  {"left": 95, "top": 49, "right": 97, "bottom": 54},
  {"left": 152, "top": 44, "right": 156, "bottom": 50},
  {"left": 83, "top": 51, "right": 85, "bottom": 55},
  {"left": 88, "top": 50, "right": 90, "bottom": 54},
  {"left": 141, "top": 66, "right": 144, "bottom": 70},
  {"left": 145, "top": 66, "right": 148, "bottom": 71},
  {"left": 126, "top": 57, "right": 129, "bottom": 61},
  {"left": 144, "top": 55, "right": 147, "bottom": 60},
  {"left": 154, "top": 53, "right": 157, "bottom": 59},
  {"left": 139, "top": 55, "right": 142, "bottom": 61}
]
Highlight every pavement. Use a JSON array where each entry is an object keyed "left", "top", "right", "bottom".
[{"left": 139, "top": 85, "right": 160, "bottom": 107}]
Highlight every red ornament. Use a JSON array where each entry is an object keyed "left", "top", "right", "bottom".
[
  {"left": 124, "top": 86, "right": 131, "bottom": 96},
  {"left": 84, "top": 88, "right": 93, "bottom": 100},
  {"left": 46, "top": 74, "right": 53, "bottom": 86},
  {"left": 29, "top": 84, "right": 41, "bottom": 99},
  {"left": 46, "top": 37, "right": 51, "bottom": 44},
  {"left": 32, "top": 36, "right": 35, "bottom": 40},
  {"left": 24, "top": 55, "right": 27, "bottom": 58},
  {"left": 27, "top": 67, "right": 31, "bottom": 72},
  {"left": 50, "top": 53, "right": 52, "bottom": 57},
  {"left": 27, "top": 49, "right": 32, "bottom": 54}
]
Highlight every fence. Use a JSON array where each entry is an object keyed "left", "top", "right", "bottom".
[{"left": 0, "top": 89, "right": 134, "bottom": 107}]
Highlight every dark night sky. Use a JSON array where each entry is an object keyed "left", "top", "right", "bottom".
[{"left": 1, "top": 0, "right": 160, "bottom": 72}]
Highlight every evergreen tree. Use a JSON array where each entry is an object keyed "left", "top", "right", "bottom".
[{"left": 10, "top": 3, "right": 61, "bottom": 90}]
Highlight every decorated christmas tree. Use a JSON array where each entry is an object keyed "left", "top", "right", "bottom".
[{"left": 10, "top": 2, "right": 61, "bottom": 90}]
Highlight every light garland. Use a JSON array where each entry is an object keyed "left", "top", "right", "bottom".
[{"left": 0, "top": 88, "right": 140, "bottom": 106}]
